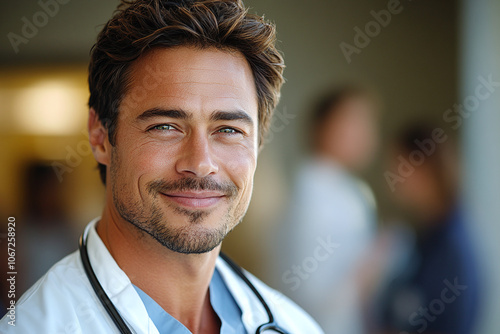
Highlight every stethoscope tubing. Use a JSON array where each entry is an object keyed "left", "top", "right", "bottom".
[{"left": 79, "top": 233, "right": 133, "bottom": 334}]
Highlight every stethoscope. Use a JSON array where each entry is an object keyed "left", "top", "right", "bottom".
[{"left": 79, "top": 232, "right": 289, "bottom": 334}]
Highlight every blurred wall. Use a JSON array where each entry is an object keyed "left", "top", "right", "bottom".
[
  {"left": 1, "top": 0, "right": 120, "bottom": 225},
  {"left": 461, "top": 0, "right": 500, "bottom": 332},
  {"left": 0, "top": 0, "right": 119, "bottom": 64}
]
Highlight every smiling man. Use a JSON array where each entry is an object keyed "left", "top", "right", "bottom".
[{"left": 0, "top": 1, "right": 323, "bottom": 333}]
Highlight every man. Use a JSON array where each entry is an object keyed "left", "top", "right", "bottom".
[{"left": 0, "top": 0, "right": 323, "bottom": 333}]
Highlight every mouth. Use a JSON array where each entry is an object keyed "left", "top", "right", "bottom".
[{"left": 160, "top": 191, "right": 226, "bottom": 209}]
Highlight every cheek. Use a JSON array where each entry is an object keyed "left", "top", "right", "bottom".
[
  {"left": 135, "top": 144, "right": 176, "bottom": 173},
  {"left": 114, "top": 141, "right": 177, "bottom": 190},
  {"left": 216, "top": 145, "right": 256, "bottom": 193}
]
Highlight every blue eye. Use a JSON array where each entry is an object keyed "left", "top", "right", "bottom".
[
  {"left": 218, "top": 128, "right": 237, "bottom": 133},
  {"left": 152, "top": 124, "right": 175, "bottom": 131},
  {"left": 218, "top": 127, "right": 243, "bottom": 134}
]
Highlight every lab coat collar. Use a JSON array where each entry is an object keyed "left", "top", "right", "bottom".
[{"left": 84, "top": 218, "right": 158, "bottom": 333}]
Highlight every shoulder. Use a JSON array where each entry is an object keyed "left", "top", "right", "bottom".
[
  {"left": 216, "top": 257, "right": 324, "bottom": 333},
  {"left": 0, "top": 251, "right": 111, "bottom": 333},
  {"left": 248, "top": 272, "right": 325, "bottom": 333}
]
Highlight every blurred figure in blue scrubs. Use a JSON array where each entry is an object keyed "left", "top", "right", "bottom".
[
  {"left": 376, "top": 125, "right": 481, "bottom": 334},
  {"left": 274, "top": 85, "right": 381, "bottom": 334}
]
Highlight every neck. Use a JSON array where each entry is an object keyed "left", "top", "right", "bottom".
[
  {"left": 96, "top": 205, "right": 221, "bottom": 333},
  {"left": 314, "top": 150, "right": 345, "bottom": 170},
  {"left": 314, "top": 146, "right": 366, "bottom": 173}
]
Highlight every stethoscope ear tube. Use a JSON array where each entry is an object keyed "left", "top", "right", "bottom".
[{"left": 79, "top": 234, "right": 133, "bottom": 334}]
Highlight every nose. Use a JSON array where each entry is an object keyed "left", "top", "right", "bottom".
[{"left": 175, "top": 131, "right": 219, "bottom": 177}]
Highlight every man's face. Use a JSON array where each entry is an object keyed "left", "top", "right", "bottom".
[{"left": 107, "top": 46, "right": 259, "bottom": 254}]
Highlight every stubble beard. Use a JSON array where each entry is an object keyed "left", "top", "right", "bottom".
[{"left": 110, "top": 150, "right": 246, "bottom": 254}]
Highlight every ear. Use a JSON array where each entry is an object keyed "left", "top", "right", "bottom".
[{"left": 88, "top": 108, "right": 111, "bottom": 167}]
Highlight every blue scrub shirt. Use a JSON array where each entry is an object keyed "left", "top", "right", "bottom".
[{"left": 133, "top": 268, "right": 245, "bottom": 333}]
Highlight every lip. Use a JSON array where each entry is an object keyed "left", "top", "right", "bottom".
[{"left": 160, "top": 191, "right": 225, "bottom": 209}]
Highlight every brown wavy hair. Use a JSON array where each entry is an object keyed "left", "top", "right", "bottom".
[{"left": 88, "top": 0, "right": 285, "bottom": 184}]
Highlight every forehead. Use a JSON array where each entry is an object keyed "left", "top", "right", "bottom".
[{"left": 122, "top": 46, "right": 258, "bottom": 118}]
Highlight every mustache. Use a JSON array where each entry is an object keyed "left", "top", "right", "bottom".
[{"left": 146, "top": 177, "right": 238, "bottom": 198}]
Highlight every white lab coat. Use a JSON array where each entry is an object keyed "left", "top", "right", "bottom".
[{"left": 0, "top": 218, "right": 323, "bottom": 334}]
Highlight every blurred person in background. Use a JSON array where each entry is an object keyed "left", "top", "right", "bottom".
[
  {"left": 376, "top": 124, "right": 480, "bottom": 334},
  {"left": 17, "top": 163, "right": 79, "bottom": 293},
  {"left": 0, "top": 163, "right": 79, "bottom": 317},
  {"left": 274, "top": 85, "right": 381, "bottom": 334}
]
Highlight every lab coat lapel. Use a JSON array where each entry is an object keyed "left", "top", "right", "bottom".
[
  {"left": 84, "top": 219, "right": 159, "bottom": 334},
  {"left": 215, "top": 257, "right": 269, "bottom": 333}
]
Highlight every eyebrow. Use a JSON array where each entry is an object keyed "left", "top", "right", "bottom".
[
  {"left": 210, "top": 110, "right": 254, "bottom": 126},
  {"left": 137, "top": 108, "right": 254, "bottom": 126},
  {"left": 137, "top": 108, "right": 191, "bottom": 121}
]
